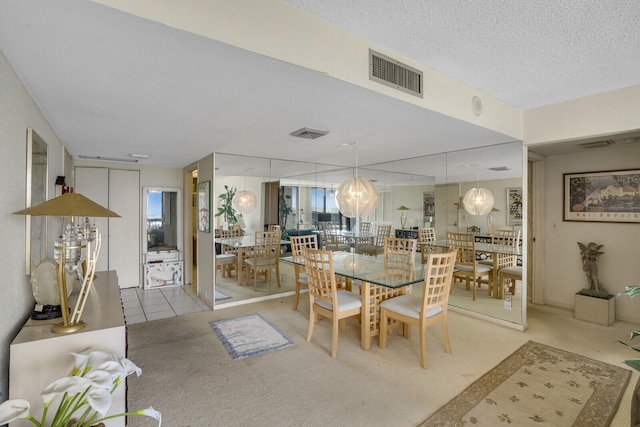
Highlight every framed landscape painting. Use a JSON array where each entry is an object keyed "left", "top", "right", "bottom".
[{"left": 563, "top": 169, "right": 640, "bottom": 223}]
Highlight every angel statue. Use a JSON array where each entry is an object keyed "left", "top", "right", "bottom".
[{"left": 577, "top": 242, "right": 606, "bottom": 296}]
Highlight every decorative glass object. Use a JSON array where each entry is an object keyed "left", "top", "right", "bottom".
[
  {"left": 233, "top": 190, "right": 257, "bottom": 214},
  {"left": 463, "top": 187, "right": 494, "bottom": 216},
  {"left": 336, "top": 177, "right": 378, "bottom": 218}
]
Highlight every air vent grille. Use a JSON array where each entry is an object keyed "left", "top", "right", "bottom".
[
  {"left": 369, "top": 49, "right": 422, "bottom": 98},
  {"left": 290, "top": 127, "right": 329, "bottom": 139}
]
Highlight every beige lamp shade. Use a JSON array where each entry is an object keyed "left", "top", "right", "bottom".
[
  {"left": 396, "top": 205, "right": 410, "bottom": 211},
  {"left": 14, "top": 192, "right": 120, "bottom": 217}
]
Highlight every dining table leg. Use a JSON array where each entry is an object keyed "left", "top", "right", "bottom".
[{"left": 359, "top": 281, "right": 409, "bottom": 350}]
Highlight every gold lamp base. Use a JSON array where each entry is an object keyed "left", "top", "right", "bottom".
[{"left": 51, "top": 320, "right": 86, "bottom": 334}]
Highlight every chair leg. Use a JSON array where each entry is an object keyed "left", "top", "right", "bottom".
[
  {"left": 275, "top": 264, "right": 281, "bottom": 287},
  {"left": 293, "top": 281, "right": 300, "bottom": 311},
  {"left": 419, "top": 323, "right": 427, "bottom": 369},
  {"left": 379, "top": 308, "right": 388, "bottom": 349},
  {"left": 442, "top": 316, "right": 452, "bottom": 354},
  {"left": 306, "top": 304, "right": 315, "bottom": 342},
  {"left": 331, "top": 315, "right": 339, "bottom": 358}
]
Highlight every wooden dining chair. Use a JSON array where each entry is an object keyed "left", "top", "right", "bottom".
[
  {"left": 418, "top": 227, "right": 437, "bottom": 264},
  {"left": 216, "top": 226, "right": 243, "bottom": 278},
  {"left": 303, "top": 248, "right": 362, "bottom": 358},
  {"left": 498, "top": 265, "right": 522, "bottom": 299},
  {"left": 268, "top": 224, "right": 281, "bottom": 232},
  {"left": 379, "top": 250, "right": 457, "bottom": 368},
  {"left": 357, "top": 224, "right": 391, "bottom": 256},
  {"left": 383, "top": 237, "right": 417, "bottom": 267},
  {"left": 447, "top": 232, "right": 491, "bottom": 301},
  {"left": 244, "top": 230, "right": 281, "bottom": 290},
  {"left": 323, "top": 223, "right": 350, "bottom": 252},
  {"left": 479, "top": 229, "right": 520, "bottom": 296},
  {"left": 289, "top": 233, "right": 318, "bottom": 311}
]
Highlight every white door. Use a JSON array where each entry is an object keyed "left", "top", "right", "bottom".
[
  {"left": 74, "top": 167, "right": 110, "bottom": 272},
  {"left": 109, "top": 169, "right": 140, "bottom": 288}
]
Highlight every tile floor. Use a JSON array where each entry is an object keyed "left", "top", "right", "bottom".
[{"left": 120, "top": 283, "right": 210, "bottom": 325}]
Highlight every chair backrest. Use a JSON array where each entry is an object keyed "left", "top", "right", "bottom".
[
  {"left": 289, "top": 234, "right": 318, "bottom": 258},
  {"left": 220, "top": 226, "right": 242, "bottom": 238},
  {"left": 492, "top": 229, "right": 520, "bottom": 246},
  {"left": 360, "top": 221, "right": 373, "bottom": 234},
  {"left": 303, "top": 248, "right": 338, "bottom": 308},
  {"left": 373, "top": 224, "right": 392, "bottom": 246},
  {"left": 420, "top": 250, "right": 457, "bottom": 315},
  {"left": 383, "top": 237, "right": 417, "bottom": 266},
  {"left": 268, "top": 224, "right": 281, "bottom": 232},
  {"left": 492, "top": 229, "right": 521, "bottom": 269},
  {"left": 447, "top": 232, "right": 476, "bottom": 266},
  {"left": 466, "top": 226, "right": 480, "bottom": 234},
  {"left": 254, "top": 230, "right": 281, "bottom": 262},
  {"left": 323, "top": 224, "right": 349, "bottom": 248},
  {"left": 418, "top": 227, "right": 436, "bottom": 247}
]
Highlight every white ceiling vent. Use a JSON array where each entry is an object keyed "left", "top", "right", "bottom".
[
  {"left": 369, "top": 49, "right": 422, "bottom": 98},
  {"left": 579, "top": 140, "right": 615, "bottom": 149},
  {"left": 488, "top": 166, "right": 511, "bottom": 172},
  {"left": 290, "top": 127, "right": 329, "bottom": 139}
]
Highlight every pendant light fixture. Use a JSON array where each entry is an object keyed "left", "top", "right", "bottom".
[
  {"left": 462, "top": 164, "right": 495, "bottom": 216},
  {"left": 233, "top": 168, "right": 257, "bottom": 214},
  {"left": 335, "top": 142, "right": 378, "bottom": 218}
]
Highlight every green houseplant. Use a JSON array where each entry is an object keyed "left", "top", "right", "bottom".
[
  {"left": 617, "top": 286, "right": 640, "bottom": 371},
  {"left": 215, "top": 185, "right": 238, "bottom": 226},
  {"left": 279, "top": 189, "right": 293, "bottom": 229}
]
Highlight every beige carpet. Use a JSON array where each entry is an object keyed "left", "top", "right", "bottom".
[
  {"left": 420, "top": 340, "right": 631, "bottom": 426},
  {"left": 123, "top": 297, "right": 638, "bottom": 427}
]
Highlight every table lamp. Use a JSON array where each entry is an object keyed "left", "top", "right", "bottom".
[
  {"left": 396, "top": 205, "right": 410, "bottom": 229},
  {"left": 14, "top": 192, "right": 120, "bottom": 333}
]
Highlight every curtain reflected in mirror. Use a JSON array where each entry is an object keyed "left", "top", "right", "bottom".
[{"left": 25, "top": 128, "right": 48, "bottom": 275}]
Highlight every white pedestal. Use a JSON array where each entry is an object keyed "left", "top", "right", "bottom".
[{"left": 575, "top": 292, "right": 615, "bottom": 326}]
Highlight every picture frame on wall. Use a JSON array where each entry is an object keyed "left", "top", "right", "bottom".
[
  {"left": 506, "top": 187, "right": 523, "bottom": 226},
  {"left": 423, "top": 191, "right": 435, "bottom": 216},
  {"left": 198, "top": 181, "right": 211, "bottom": 232},
  {"left": 563, "top": 169, "right": 640, "bottom": 223}
]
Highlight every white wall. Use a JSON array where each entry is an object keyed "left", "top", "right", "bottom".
[
  {"left": 540, "top": 145, "right": 640, "bottom": 323},
  {"left": 0, "top": 49, "right": 67, "bottom": 401}
]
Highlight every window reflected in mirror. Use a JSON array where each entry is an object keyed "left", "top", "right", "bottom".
[{"left": 146, "top": 189, "right": 179, "bottom": 251}]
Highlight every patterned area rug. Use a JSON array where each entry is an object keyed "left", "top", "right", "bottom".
[
  {"left": 420, "top": 340, "right": 631, "bottom": 426},
  {"left": 210, "top": 313, "right": 294, "bottom": 360}
]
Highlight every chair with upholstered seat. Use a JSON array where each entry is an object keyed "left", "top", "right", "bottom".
[
  {"left": 479, "top": 229, "right": 520, "bottom": 295},
  {"left": 447, "top": 232, "right": 491, "bottom": 301},
  {"left": 289, "top": 233, "right": 318, "bottom": 311},
  {"left": 216, "top": 226, "right": 243, "bottom": 278},
  {"left": 303, "top": 248, "right": 362, "bottom": 358},
  {"left": 244, "top": 230, "right": 281, "bottom": 290},
  {"left": 379, "top": 250, "right": 457, "bottom": 368},
  {"left": 357, "top": 224, "right": 391, "bottom": 256},
  {"left": 323, "top": 223, "right": 350, "bottom": 252},
  {"left": 418, "top": 227, "right": 437, "bottom": 264},
  {"left": 498, "top": 265, "right": 522, "bottom": 299}
]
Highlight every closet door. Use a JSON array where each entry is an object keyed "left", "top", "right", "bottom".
[
  {"left": 108, "top": 169, "right": 140, "bottom": 288},
  {"left": 74, "top": 167, "right": 110, "bottom": 272}
]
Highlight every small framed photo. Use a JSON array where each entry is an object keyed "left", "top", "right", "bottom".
[
  {"left": 198, "top": 181, "right": 211, "bottom": 232},
  {"left": 506, "top": 187, "right": 522, "bottom": 226},
  {"left": 564, "top": 169, "right": 640, "bottom": 223}
]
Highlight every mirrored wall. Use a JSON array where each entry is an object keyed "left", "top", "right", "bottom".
[{"left": 213, "top": 140, "right": 524, "bottom": 326}]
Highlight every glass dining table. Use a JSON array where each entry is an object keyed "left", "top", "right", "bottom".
[{"left": 281, "top": 250, "right": 429, "bottom": 350}]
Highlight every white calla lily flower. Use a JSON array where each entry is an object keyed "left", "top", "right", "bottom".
[{"left": 0, "top": 399, "right": 31, "bottom": 424}]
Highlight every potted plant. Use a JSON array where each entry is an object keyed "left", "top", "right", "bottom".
[
  {"left": 279, "top": 188, "right": 293, "bottom": 229},
  {"left": 215, "top": 185, "right": 238, "bottom": 226}
]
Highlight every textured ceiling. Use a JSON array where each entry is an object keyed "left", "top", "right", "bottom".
[
  {"left": 0, "top": 0, "right": 638, "bottom": 177},
  {"left": 282, "top": 0, "right": 640, "bottom": 109}
]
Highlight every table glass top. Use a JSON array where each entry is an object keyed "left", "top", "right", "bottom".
[{"left": 281, "top": 251, "right": 425, "bottom": 289}]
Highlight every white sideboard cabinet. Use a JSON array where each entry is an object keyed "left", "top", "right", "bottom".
[{"left": 10, "top": 271, "right": 126, "bottom": 427}]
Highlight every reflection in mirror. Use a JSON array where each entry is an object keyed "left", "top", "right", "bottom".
[
  {"left": 144, "top": 188, "right": 181, "bottom": 252},
  {"left": 213, "top": 142, "right": 525, "bottom": 328},
  {"left": 26, "top": 128, "right": 48, "bottom": 275}
]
